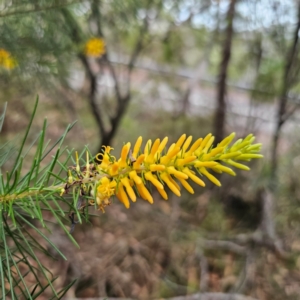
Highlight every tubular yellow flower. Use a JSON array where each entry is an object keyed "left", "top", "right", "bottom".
[
  {"left": 167, "top": 166, "right": 188, "bottom": 180},
  {"left": 145, "top": 171, "right": 164, "bottom": 190},
  {"left": 132, "top": 136, "right": 143, "bottom": 158},
  {"left": 175, "top": 134, "right": 186, "bottom": 148},
  {"left": 84, "top": 37, "right": 106, "bottom": 57},
  {"left": 121, "top": 177, "right": 136, "bottom": 202},
  {"left": 136, "top": 182, "right": 153, "bottom": 204},
  {"left": 183, "top": 167, "right": 206, "bottom": 187},
  {"left": 129, "top": 170, "right": 142, "bottom": 185},
  {"left": 119, "top": 142, "right": 131, "bottom": 167},
  {"left": 96, "top": 177, "right": 117, "bottom": 211},
  {"left": 116, "top": 183, "right": 130, "bottom": 208},
  {"left": 177, "top": 178, "right": 194, "bottom": 194},
  {"left": 150, "top": 164, "right": 166, "bottom": 171},
  {"left": 67, "top": 132, "right": 263, "bottom": 211},
  {"left": 187, "top": 137, "right": 203, "bottom": 154},
  {"left": 157, "top": 187, "right": 168, "bottom": 200},
  {"left": 199, "top": 167, "right": 221, "bottom": 186},
  {"left": 161, "top": 173, "right": 181, "bottom": 197},
  {"left": 182, "top": 135, "right": 193, "bottom": 152}
]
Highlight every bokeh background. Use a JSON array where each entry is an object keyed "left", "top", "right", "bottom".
[{"left": 1, "top": 0, "right": 300, "bottom": 299}]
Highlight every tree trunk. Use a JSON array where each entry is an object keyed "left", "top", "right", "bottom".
[
  {"left": 99, "top": 96, "right": 129, "bottom": 149},
  {"left": 271, "top": 1, "right": 300, "bottom": 177},
  {"left": 213, "top": 0, "right": 237, "bottom": 144}
]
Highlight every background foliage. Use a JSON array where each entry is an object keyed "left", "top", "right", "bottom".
[{"left": 1, "top": 0, "right": 300, "bottom": 299}]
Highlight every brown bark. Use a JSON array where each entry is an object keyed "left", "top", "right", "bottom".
[
  {"left": 213, "top": 0, "right": 237, "bottom": 144},
  {"left": 271, "top": 1, "right": 300, "bottom": 177}
]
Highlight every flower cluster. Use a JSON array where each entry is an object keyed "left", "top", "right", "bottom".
[
  {"left": 0, "top": 49, "right": 17, "bottom": 70},
  {"left": 66, "top": 133, "right": 263, "bottom": 212},
  {"left": 84, "top": 37, "right": 106, "bottom": 57}
]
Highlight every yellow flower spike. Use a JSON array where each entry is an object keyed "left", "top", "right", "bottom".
[
  {"left": 167, "top": 166, "right": 188, "bottom": 180},
  {"left": 129, "top": 170, "right": 142, "bottom": 185},
  {"left": 199, "top": 167, "right": 221, "bottom": 186},
  {"left": 136, "top": 183, "right": 153, "bottom": 203},
  {"left": 182, "top": 167, "right": 205, "bottom": 187},
  {"left": 133, "top": 136, "right": 142, "bottom": 158},
  {"left": 70, "top": 132, "right": 263, "bottom": 211},
  {"left": 145, "top": 171, "right": 164, "bottom": 190},
  {"left": 150, "top": 164, "right": 166, "bottom": 171},
  {"left": 182, "top": 136, "right": 193, "bottom": 152},
  {"left": 177, "top": 178, "right": 194, "bottom": 194},
  {"left": 116, "top": 183, "right": 130, "bottom": 208},
  {"left": 225, "top": 159, "right": 250, "bottom": 171},
  {"left": 212, "top": 164, "right": 236, "bottom": 176},
  {"left": 175, "top": 134, "right": 186, "bottom": 148},
  {"left": 121, "top": 177, "right": 136, "bottom": 202},
  {"left": 160, "top": 173, "right": 181, "bottom": 197},
  {"left": 218, "top": 132, "right": 236, "bottom": 147},
  {"left": 176, "top": 156, "right": 197, "bottom": 166},
  {"left": 133, "top": 154, "right": 145, "bottom": 169}
]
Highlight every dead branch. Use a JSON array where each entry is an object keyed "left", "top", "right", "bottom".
[{"left": 201, "top": 239, "right": 246, "bottom": 256}]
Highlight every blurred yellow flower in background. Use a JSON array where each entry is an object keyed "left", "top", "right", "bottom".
[
  {"left": 0, "top": 49, "right": 17, "bottom": 70},
  {"left": 84, "top": 37, "right": 106, "bottom": 57}
]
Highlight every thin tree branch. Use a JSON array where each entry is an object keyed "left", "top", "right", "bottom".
[
  {"left": 125, "top": 8, "right": 150, "bottom": 98},
  {"left": 233, "top": 250, "right": 256, "bottom": 294},
  {"left": 79, "top": 54, "right": 106, "bottom": 137},
  {"left": 271, "top": 0, "right": 300, "bottom": 176},
  {"left": 213, "top": 0, "right": 238, "bottom": 143}
]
